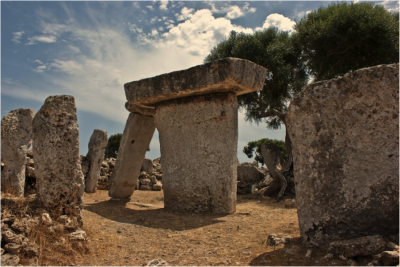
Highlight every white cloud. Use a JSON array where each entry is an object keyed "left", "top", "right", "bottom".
[
  {"left": 150, "top": 28, "right": 158, "bottom": 36},
  {"left": 132, "top": 2, "right": 140, "bottom": 9},
  {"left": 146, "top": 5, "right": 154, "bottom": 10},
  {"left": 2, "top": 78, "right": 19, "bottom": 85},
  {"left": 12, "top": 31, "right": 25, "bottom": 44},
  {"left": 255, "top": 13, "right": 296, "bottom": 33},
  {"left": 49, "top": 59, "right": 83, "bottom": 75},
  {"left": 159, "top": 1, "right": 168, "bottom": 11},
  {"left": 226, "top": 6, "right": 245, "bottom": 19},
  {"left": 159, "top": 9, "right": 253, "bottom": 57},
  {"left": 26, "top": 35, "right": 57, "bottom": 45},
  {"left": 150, "top": 17, "right": 158, "bottom": 23},
  {"left": 33, "top": 65, "right": 47, "bottom": 73},
  {"left": 380, "top": 0, "right": 400, "bottom": 12},
  {"left": 68, "top": 45, "right": 81, "bottom": 53},
  {"left": 207, "top": 2, "right": 256, "bottom": 19},
  {"left": 177, "top": 7, "right": 194, "bottom": 21}
]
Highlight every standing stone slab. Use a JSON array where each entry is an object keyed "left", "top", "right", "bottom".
[
  {"left": 108, "top": 113, "right": 155, "bottom": 199},
  {"left": 1, "top": 109, "right": 36, "bottom": 197},
  {"left": 32, "top": 95, "right": 84, "bottom": 222},
  {"left": 286, "top": 63, "right": 399, "bottom": 245},
  {"left": 85, "top": 129, "right": 108, "bottom": 193},
  {"left": 155, "top": 92, "right": 238, "bottom": 213}
]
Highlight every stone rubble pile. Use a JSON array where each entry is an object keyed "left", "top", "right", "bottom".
[
  {"left": 1, "top": 202, "right": 86, "bottom": 266},
  {"left": 138, "top": 158, "right": 163, "bottom": 191}
]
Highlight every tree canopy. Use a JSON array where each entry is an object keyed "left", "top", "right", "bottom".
[
  {"left": 295, "top": 2, "right": 399, "bottom": 81},
  {"left": 104, "top": 133, "right": 123, "bottom": 159},
  {"left": 204, "top": 28, "right": 308, "bottom": 129},
  {"left": 243, "top": 138, "right": 287, "bottom": 166}
]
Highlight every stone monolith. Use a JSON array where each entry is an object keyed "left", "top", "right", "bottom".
[
  {"left": 124, "top": 58, "right": 268, "bottom": 213},
  {"left": 108, "top": 112, "right": 155, "bottom": 199},
  {"left": 1, "top": 109, "right": 36, "bottom": 197},
  {"left": 286, "top": 63, "right": 399, "bottom": 245},
  {"left": 32, "top": 95, "right": 84, "bottom": 223},
  {"left": 85, "top": 129, "right": 108, "bottom": 193},
  {"left": 155, "top": 92, "right": 238, "bottom": 213}
]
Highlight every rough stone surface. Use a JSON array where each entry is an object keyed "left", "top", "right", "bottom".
[
  {"left": 141, "top": 158, "right": 154, "bottom": 174},
  {"left": 85, "top": 129, "right": 108, "bottom": 193},
  {"left": 237, "top": 165, "right": 265, "bottom": 194},
  {"left": 125, "top": 102, "right": 155, "bottom": 116},
  {"left": 328, "top": 235, "right": 386, "bottom": 257},
  {"left": 108, "top": 112, "right": 155, "bottom": 198},
  {"left": 1, "top": 253, "right": 20, "bottom": 266},
  {"left": 154, "top": 92, "right": 238, "bottom": 213},
  {"left": 125, "top": 58, "right": 267, "bottom": 108},
  {"left": 32, "top": 95, "right": 84, "bottom": 222},
  {"left": 286, "top": 64, "right": 399, "bottom": 245},
  {"left": 380, "top": 251, "right": 400, "bottom": 266},
  {"left": 1, "top": 109, "right": 36, "bottom": 197}
]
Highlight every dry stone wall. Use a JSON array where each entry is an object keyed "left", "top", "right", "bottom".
[{"left": 286, "top": 63, "right": 399, "bottom": 245}]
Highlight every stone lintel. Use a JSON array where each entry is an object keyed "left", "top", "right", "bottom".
[{"left": 124, "top": 58, "right": 268, "bottom": 108}]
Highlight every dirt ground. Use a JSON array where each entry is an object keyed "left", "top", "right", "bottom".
[{"left": 67, "top": 190, "right": 349, "bottom": 266}]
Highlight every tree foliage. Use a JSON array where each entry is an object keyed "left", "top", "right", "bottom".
[
  {"left": 204, "top": 28, "right": 308, "bottom": 129},
  {"left": 243, "top": 138, "right": 287, "bottom": 165},
  {"left": 105, "top": 133, "right": 123, "bottom": 159},
  {"left": 295, "top": 2, "right": 399, "bottom": 81}
]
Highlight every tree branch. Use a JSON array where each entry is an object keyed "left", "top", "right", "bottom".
[{"left": 258, "top": 109, "right": 286, "bottom": 123}]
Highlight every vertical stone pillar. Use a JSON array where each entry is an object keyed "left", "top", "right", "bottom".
[
  {"left": 1, "top": 109, "right": 36, "bottom": 197},
  {"left": 108, "top": 112, "right": 155, "bottom": 199},
  {"left": 32, "top": 95, "right": 84, "bottom": 222},
  {"left": 154, "top": 92, "right": 238, "bottom": 214},
  {"left": 85, "top": 129, "right": 108, "bottom": 193}
]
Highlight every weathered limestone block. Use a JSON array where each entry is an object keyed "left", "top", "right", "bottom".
[
  {"left": 32, "top": 95, "right": 84, "bottom": 222},
  {"left": 85, "top": 129, "right": 108, "bottom": 193},
  {"left": 155, "top": 92, "right": 238, "bottom": 213},
  {"left": 108, "top": 113, "right": 155, "bottom": 199},
  {"left": 286, "top": 63, "right": 399, "bottom": 245},
  {"left": 141, "top": 158, "right": 154, "bottom": 174},
  {"left": 1, "top": 109, "right": 36, "bottom": 197},
  {"left": 124, "top": 58, "right": 268, "bottom": 108}
]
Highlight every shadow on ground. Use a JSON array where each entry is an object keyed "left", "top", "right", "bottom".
[{"left": 84, "top": 199, "right": 227, "bottom": 231}]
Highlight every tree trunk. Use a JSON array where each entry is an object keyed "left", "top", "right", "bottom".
[{"left": 259, "top": 128, "right": 295, "bottom": 199}]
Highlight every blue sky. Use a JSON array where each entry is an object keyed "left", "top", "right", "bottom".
[{"left": 2, "top": 1, "right": 398, "bottom": 162}]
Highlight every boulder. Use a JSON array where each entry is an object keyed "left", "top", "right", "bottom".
[
  {"left": 286, "top": 63, "right": 399, "bottom": 245},
  {"left": 328, "top": 235, "right": 386, "bottom": 257},
  {"left": 140, "top": 178, "right": 152, "bottom": 185},
  {"left": 140, "top": 185, "right": 153, "bottom": 191},
  {"left": 237, "top": 165, "right": 265, "bottom": 194},
  {"left": 85, "top": 129, "right": 108, "bottom": 193},
  {"left": 142, "top": 158, "right": 154, "bottom": 174},
  {"left": 32, "top": 95, "right": 84, "bottom": 223},
  {"left": 1, "top": 109, "right": 36, "bottom": 197},
  {"left": 153, "top": 181, "right": 162, "bottom": 191},
  {"left": 1, "top": 253, "right": 20, "bottom": 266},
  {"left": 380, "top": 251, "right": 399, "bottom": 266}
]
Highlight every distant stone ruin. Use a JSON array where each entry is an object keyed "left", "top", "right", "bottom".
[
  {"left": 85, "top": 129, "right": 108, "bottom": 193},
  {"left": 109, "top": 58, "right": 268, "bottom": 213},
  {"left": 1, "top": 109, "right": 36, "bottom": 197},
  {"left": 32, "top": 95, "right": 85, "bottom": 223},
  {"left": 286, "top": 63, "right": 399, "bottom": 245}
]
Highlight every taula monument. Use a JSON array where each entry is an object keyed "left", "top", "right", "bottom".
[{"left": 109, "top": 58, "right": 268, "bottom": 213}]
